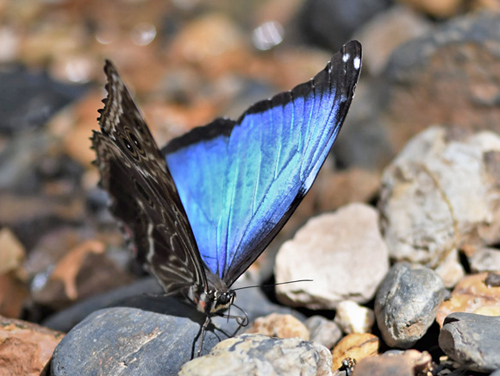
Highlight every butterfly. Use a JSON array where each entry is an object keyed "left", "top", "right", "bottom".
[{"left": 91, "top": 40, "right": 361, "bottom": 355}]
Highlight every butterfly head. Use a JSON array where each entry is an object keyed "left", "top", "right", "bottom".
[{"left": 196, "top": 288, "right": 236, "bottom": 315}]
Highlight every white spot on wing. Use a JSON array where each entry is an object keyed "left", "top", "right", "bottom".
[
  {"left": 342, "top": 53, "right": 350, "bottom": 63},
  {"left": 354, "top": 57, "right": 361, "bottom": 70}
]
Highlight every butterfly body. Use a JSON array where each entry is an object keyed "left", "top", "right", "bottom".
[{"left": 92, "top": 40, "right": 361, "bottom": 354}]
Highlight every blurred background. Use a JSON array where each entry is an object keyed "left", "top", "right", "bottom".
[{"left": 0, "top": 0, "right": 499, "bottom": 344}]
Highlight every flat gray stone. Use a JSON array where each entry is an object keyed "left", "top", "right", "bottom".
[
  {"left": 375, "top": 262, "right": 445, "bottom": 348},
  {"left": 439, "top": 312, "right": 500, "bottom": 373}
]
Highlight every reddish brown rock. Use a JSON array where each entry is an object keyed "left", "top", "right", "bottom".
[{"left": 0, "top": 316, "right": 64, "bottom": 376}]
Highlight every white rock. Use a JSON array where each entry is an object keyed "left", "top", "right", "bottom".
[
  {"left": 380, "top": 127, "right": 500, "bottom": 266},
  {"left": 275, "top": 203, "right": 389, "bottom": 310},
  {"left": 468, "top": 247, "right": 500, "bottom": 273},
  {"left": 334, "top": 300, "right": 375, "bottom": 334}
]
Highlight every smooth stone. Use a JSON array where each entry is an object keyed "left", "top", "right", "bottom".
[
  {"left": 334, "top": 300, "right": 375, "bottom": 334},
  {"left": 379, "top": 127, "right": 500, "bottom": 266},
  {"left": 50, "top": 278, "right": 302, "bottom": 376},
  {"left": 178, "top": 333, "right": 332, "bottom": 376},
  {"left": 439, "top": 312, "right": 500, "bottom": 372},
  {"left": 375, "top": 262, "right": 446, "bottom": 348},
  {"left": 305, "top": 315, "right": 342, "bottom": 350},
  {"left": 275, "top": 203, "right": 389, "bottom": 310},
  {"left": 51, "top": 304, "right": 223, "bottom": 376}
]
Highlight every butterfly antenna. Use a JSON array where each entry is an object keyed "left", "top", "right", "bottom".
[
  {"left": 232, "top": 279, "right": 313, "bottom": 291},
  {"left": 232, "top": 303, "right": 249, "bottom": 327}
]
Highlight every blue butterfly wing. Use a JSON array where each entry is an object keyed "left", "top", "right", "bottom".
[{"left": 163, "top": 40, "right": 362, "bottom": 287}]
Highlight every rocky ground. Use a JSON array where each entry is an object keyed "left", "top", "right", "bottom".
[{"left": 0, "top": 0, "right": 500, "bottom": 375}]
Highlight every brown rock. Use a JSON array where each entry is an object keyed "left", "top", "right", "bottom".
[
  {"left": 331, "top": 333, "right": 379, "bottom": 371},
  {"left": 316, "top": 168, "right": 381, "bottom": 212},
  {"left": 0, "top": 228, "right": 25, "bottom": 275},
  {"left": 384, "top": 12, "right": 500, "bottom": 152},
  {"left": 0, "top": 272, "right": 28, "bottom": 319},
  {"left": 353, "top": 349, "right": 433, "bottom": 376},
  {"left": 0, "top": 229, "right": 28, "bottom": 318},
  {"left": 245, "top": 313, "right": 310, "bottom": 340},
  {"left": 0, "top": 316, "right": 64, "bottom": 376},
  {"left": 32, "top": 240, "right": 134, "bottom": 309},
  {"left": 396, "top": 0, "right": 464, "bottom": 17},
  {"left": 436, "top": 272, "right": 500, "bottom": 326}
]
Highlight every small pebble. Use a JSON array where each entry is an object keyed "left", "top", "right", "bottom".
[
  {"left": 305, "top": 315, "right": 342, "bottom": 350},
  {"left": 334, "top": 300, "right": 375, "bottom": 334},
  {"left": 245, "top": 313, "right": 310, "bottom": 340}
]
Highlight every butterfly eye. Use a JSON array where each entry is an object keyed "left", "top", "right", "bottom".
[
  {"left": 128, "top": 132, "right": 143, "bottom": 153},
  {"left": 121, "top": 135, "right": 138, "bottom": 159}
]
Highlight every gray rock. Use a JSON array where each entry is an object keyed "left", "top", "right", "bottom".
[
  {"left": 468, "top": 247, "right": 500, "bottom": 273},
  {"left": 275, "top": 203, "right": 389, "bottom": 309},
  {"left": 178, "top": 334, "right": 333, "bottom": 376},
  {"left": 439, "top": 312, "right": 500, "bottom": 373},
  {"left": 305, "top": 315, "right": 342, "bottom": 349},
  {"left": 375, "top": 262, "right": 446, "bottom": 348},
  {"left": 298, "top": 0, "right": 390, "bottom": 51},
  {"left": 379, "top": 127, "right": 500, "bottom": 266},
  {"left": 353, "top": 5, "right": 432, "bottom": 76},
  {"left": 490, "top": 369, "right": 500, "bottom": 376}
]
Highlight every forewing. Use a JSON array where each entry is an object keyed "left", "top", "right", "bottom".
[
  {"left": 92, "top": 61, "right": 207, "bottom": 294},
  {"left": 163, "top": 41, "right": 362, "bottom": 286}
]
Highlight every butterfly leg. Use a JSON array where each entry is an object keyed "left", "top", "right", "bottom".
[{"left": 197, "top": 315, "right": 211, "bottom": 357}]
